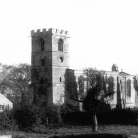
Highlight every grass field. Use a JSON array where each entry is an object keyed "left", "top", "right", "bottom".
[{"left": 0, "top": 125, "right": 138, "bottom": 138}]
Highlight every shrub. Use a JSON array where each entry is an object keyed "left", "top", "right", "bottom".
[
  {"left": 63, "top": 108, "right": 138, "bottom": 126},
  {"left": 63, "top": 111, "right": 92, "bottom": 125},
  {"left": 97, "top": 108, "right": 138, "bottom": 125},
  {"left": 0, "top": 109, "right": 18, "bottom": 130},
  {"left": 0, "top": 103, "right": 67, "bottom": 131},
  {"left": 38, "top": 103, "right": 63, "bottom": 125},
  {"left": 13, "top": 105, "right": 39, "bottom": 130},
  {"left": 13, "top": 103, "right": 64, "bottom": 130}
]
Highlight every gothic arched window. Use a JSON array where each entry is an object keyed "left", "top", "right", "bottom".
[
  {"left": 60, "top": 77, "right": 62, "bottom": 82},
  {"left": 40, "top": 77, "right": 43, "bottom": 85},
  {"left": 40, "top": 57, "right": 45, "bottom": 66},
  {"left": 127, "top": 80, "right": 131, "bottom": 97},
  {"left": 58, "top": 39, "right": 63, "bottom": 51},
  {"left": 42, "top": 58, "right": 45, "bottom": 66},
  {"left": 39, "top": 38, "right": 44, "bottom": 51}
]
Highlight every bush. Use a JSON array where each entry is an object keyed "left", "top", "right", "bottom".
[
  {"left": 63, "top": 111, "right": 92, "bottom": 125},
  {"left": 13, "top": 103, "right": 64, "bottom": 130},
  {"left": 13, "top": 105, "right": 39, "bottom": 130},
  {"left": 38, "top": 103, "right": 63, "bottom": 125},
  {"left": 98, "top": 108, "right": 138, "bottom": 125},
  {"left": 0, "top": 103, "right": 66, "bottom": 131},
  {"left": 0, "top": 109, "right": 18, "bottom": 130},
  {"left": 63, "top": 108, "right": 138, "bottom": 126}
]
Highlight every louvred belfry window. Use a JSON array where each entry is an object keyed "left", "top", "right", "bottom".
[
  {"left": 58, "top": 39, "right": 63, "bottom": 51},
  {"left": 39, "top": 38, "right": 44, "bottom": 51}
]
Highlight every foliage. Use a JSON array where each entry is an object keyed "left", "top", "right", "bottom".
[
  {"left": 0, "top": 63, "right": 64, "bottom": 130},
  {"left": 0, "top": 64, "right": 13, "bottom": 94},
  {"left": 0, "top": 109, "right": 18, "bottom": 130},
  {"left": 98, "top": 108, "right": 138, "bottom": 125},
  {"left": 63, "top": 108, "right": 138, "bottom": 126},
  {"left": 30, "top": 68, "right": 51, "bottom": 105},
  {"left": 68, "top": 68, "right": 115, "bottom": 131},
  {"left": 13, "top": 102, "right": 64, "bottom": 130},
  {"left": 0, "top": 104, "right": 63, "bottom": 131},
  {"left": 7, "top": 64, "right": 32, "bottom": 105},
  {"left": 13, "top": 105, "right": 39, "bottom": 130},
  {"left": 37, "top": 103, "right": 63, "bottom": 125},
  {"left": 0, "top": 63, "right": 33, "bottom": 106},
  {"left": 78, "top": 68, "right": 115, "bottom": 112}
]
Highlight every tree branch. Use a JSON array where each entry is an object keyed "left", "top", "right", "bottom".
[{"left": 69, "top": 97, "right": 84, "bottom": 103}]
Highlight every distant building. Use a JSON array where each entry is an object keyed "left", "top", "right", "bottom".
[
  {"left": 0, "top": 93, "right": 13, "bottom": 112},
  {"left": 64, "top": 64, "right": 138, "bottom": 109},
  {"left": 31, "top": 28, "right": 69, "bottom": 104},
  {"left": 106, "top": 64, "right": 137, "bottom": 108},
  {"left": 31, "top": 28, "right": 138, "bottom": 109}
]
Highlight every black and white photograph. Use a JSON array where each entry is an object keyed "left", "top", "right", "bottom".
[{"left": 0, "top": 0, "right": 138, "bottom": 137}]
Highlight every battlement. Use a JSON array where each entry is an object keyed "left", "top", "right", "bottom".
[{"left": 31, "top": 28, "right": 69, "bottom": 37}]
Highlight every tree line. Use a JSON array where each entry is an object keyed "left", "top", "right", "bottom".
[{"left": 0, "top": 63, "right": 138, "bottom": 131}]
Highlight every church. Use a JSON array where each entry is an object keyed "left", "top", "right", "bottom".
[
  {"left": 106, "top": 64, "right": 138, "bottom": 108},
  {"left": 31, "top": 28, "right": 138, "bottom": 109}
]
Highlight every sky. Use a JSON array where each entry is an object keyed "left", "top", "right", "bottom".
[{"left": 0, "top": 0, "right": 138, "bottom": 75}]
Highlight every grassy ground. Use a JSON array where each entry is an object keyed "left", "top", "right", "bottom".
[{"left": 0, "top": 125, "right": 138, "bottom": 138}]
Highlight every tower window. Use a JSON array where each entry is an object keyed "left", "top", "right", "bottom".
[
  {"left": 40, "top": 77, "right": 43, "bottom": 85},
  {"left": 42, "top": 58, "right": 45, "bottom": 66},
  {"left": 40, "top": 57, "right": 45, "bottom": 66},
  {"left": 59, "top": 57, "right": 63, "bottom": 63},
  {"left": 39, "top": 38, "right": 44, "bottom": 51},
  {"left": 127, "top": 80, "right": 131, "bottom": 97},
  {"left": 60, "top": 77, "right": 62, "bottom": 82},
  {"left": 58, "top": 39, "right": 63, "bottom": 51}
]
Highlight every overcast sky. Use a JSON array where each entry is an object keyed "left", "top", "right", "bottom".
[{"left": 0, "top": 0, "right": 138, "bottom": 74}]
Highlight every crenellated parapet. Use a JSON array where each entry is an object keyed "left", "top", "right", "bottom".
[{"left": 31, "top": 28, "right": 69, "bottom": 37}]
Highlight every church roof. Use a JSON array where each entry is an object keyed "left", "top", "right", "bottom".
[{"left": 119, "top": 71, "right": 133, "bottom": 76}]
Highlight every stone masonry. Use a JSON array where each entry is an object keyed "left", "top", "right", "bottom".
[
  {"left": 31, "top": 28, "right": 138, "bottom": 109},
  {"left": 31, "top": 28, "right": 69, "bottom": 104}
]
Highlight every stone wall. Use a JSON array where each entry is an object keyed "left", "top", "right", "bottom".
[{"left": 31, "top": 28, "right": 69, "bottom": 105}]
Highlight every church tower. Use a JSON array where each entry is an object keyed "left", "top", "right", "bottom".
[
  {"left": 31, "top": 28, "right": 69, "bottom": 104},
  {"left": 112, "top": 64, "right": 119, "bottom": 72}
]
